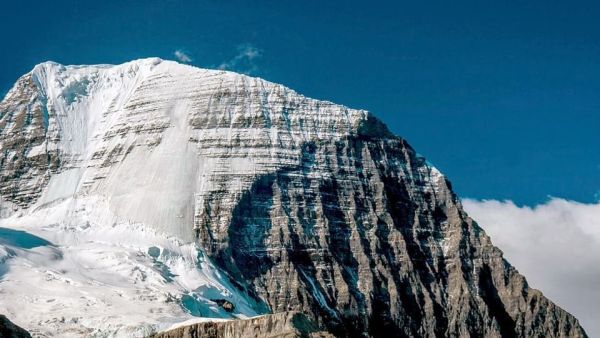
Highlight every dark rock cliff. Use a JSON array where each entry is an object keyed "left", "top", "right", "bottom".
[
  {"left": 0, "top": 315, "right": 31, "bottom": 338},
  {"left": 198, "top": 125, "right": 586, "bottom": 337}
]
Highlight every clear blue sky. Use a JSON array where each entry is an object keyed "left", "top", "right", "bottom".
[{"left": 2, "top": 0, "right": 599, "bottom": 205}]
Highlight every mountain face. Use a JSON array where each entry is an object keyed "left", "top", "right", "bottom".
[{"left": 0, "top": 58, "right": 587, "bottom": 337}]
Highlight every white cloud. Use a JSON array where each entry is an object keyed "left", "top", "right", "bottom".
[
  {"left": 174, "top": 50, "right": 192, "bottom": 63},
  {"left": 218, "top": 44, "right": 262, "bottom": 75},
  {"left": 462, "top": 198, "right": 600, "bottom": 337}
]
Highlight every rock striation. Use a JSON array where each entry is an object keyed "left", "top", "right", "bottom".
[
  {"left": 0, "top": 58, "right": 588, "bottom": 337},
  {"left": 150, "top": 312, "right": 332, "bottom": 338}
]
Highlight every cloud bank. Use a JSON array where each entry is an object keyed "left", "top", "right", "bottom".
[
  {"left": 218, "top": 44, "right": 262, "bottom": 75},
  {"left": 174, "top": 50, "right": 192, "bottom": 63},
  {"left": 463, "top": 198, "right": 600, "bottom": 337}
]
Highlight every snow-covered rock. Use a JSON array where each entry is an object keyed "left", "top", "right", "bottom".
[{"left": 0, "top": 58, "right": 588, "bottom": 337}]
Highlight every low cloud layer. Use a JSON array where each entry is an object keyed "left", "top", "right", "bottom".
[
  {"left": 218, "top": 44, "right": 262, "bottom": 75},
  {"left": 174, "top": 50, "right": 192, "bottom": 63},
  {"left": 463, "top": 198, "right": 600, "bottom": 336}
]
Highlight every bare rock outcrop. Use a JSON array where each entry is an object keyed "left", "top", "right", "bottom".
[
  {"left": 150, "top": 312, "right": 332, "bottom": 338},
  {"left": 0, "top": 315, "right": 31, "bottom": 338}
]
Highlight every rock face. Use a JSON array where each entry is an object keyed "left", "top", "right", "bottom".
[
  {"left": 0, "top": 315, "right": 32, "bottom": 338},
  {"left": 0, "top": 58, "right": 588, "bottom": 337},
  {"left": 150, "top": 312, "right": 332, "bottom": 338},
  {"left": 0, "top": 73, "right": 59, "bottom": 214}
]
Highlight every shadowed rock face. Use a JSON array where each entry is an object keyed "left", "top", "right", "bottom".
[
  {"left": 0, "top": 315, "right": 31, "bottom": 338},
  {"left": 0, "top": 59, "right": 588, "bottom": 337},
  {"left": 203, "top": 132, "right": 587, "bottom": 337}
]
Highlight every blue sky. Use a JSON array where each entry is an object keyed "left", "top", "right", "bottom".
[{"left": 1, "top": 0, "right": 599, "bottom": 205}]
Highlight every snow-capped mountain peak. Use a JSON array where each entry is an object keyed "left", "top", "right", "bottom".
[{"left": 0, "top": 59, "right": 587, "bottom": 337}]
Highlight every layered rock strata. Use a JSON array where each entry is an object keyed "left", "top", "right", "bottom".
[{"left": 150, "top": 312, "right": 332, "bottom": 338}]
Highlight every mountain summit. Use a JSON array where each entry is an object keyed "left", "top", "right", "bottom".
[{"left": 0, "top": 58, "right": 587, "bottom": 337}]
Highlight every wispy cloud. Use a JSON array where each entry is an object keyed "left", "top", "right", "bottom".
[
  {"left": 174, "top": 50, "right": 193, "bottom": 63},
  {"left": 218, "top": 44, "right": 262, "bottom": 75},
  {"left": 462, "top": 198, "right": 600, "bottom": 337}
]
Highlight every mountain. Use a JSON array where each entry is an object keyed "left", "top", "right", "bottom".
[{"left": 0, "top": 58, "right": 587, "bottom": 337}]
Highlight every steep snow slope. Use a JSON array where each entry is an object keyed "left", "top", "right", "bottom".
[
  {"left": 0, "top": 58, "right": 587, "bottom": 337},
  {"left": 0, "top": 57, "right": 369, "bottom": 239}
]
